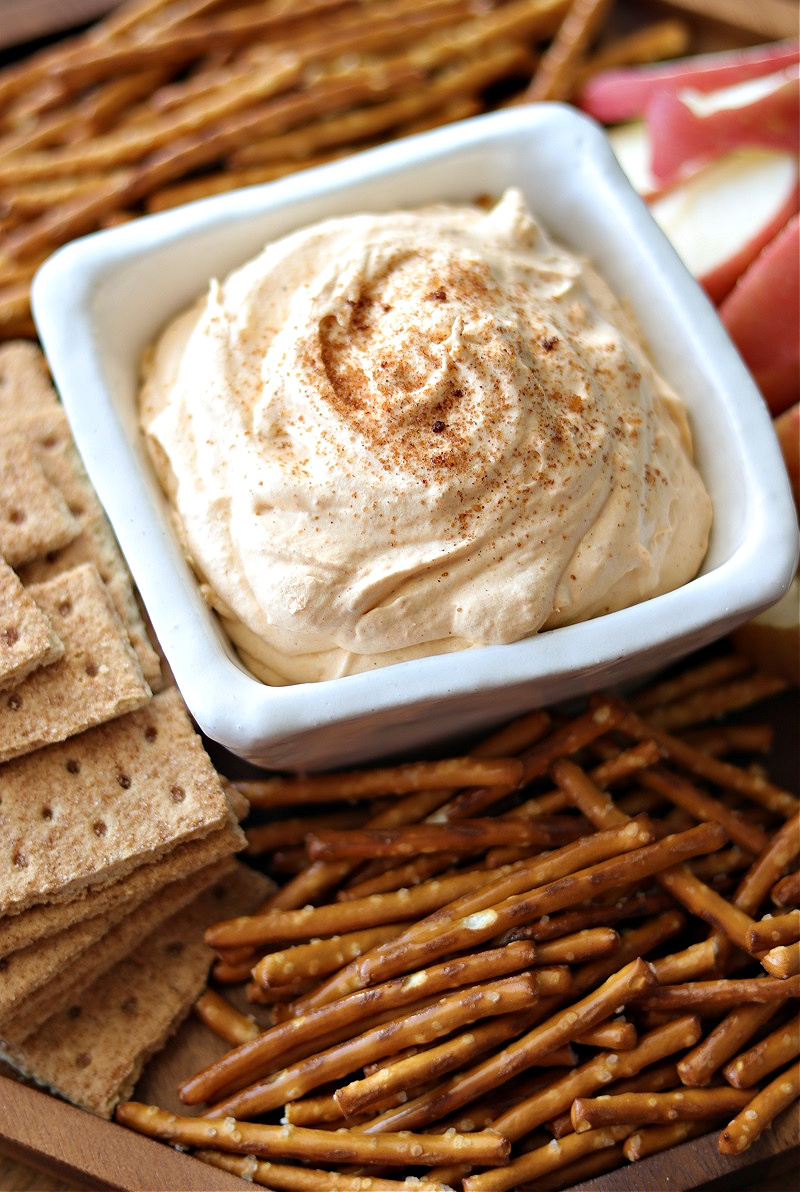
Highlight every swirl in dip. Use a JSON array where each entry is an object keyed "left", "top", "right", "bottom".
[{"left": 140, "top": 188, "right": 712, "bottom": 684}]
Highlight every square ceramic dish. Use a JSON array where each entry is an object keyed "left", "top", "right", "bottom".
[{"left": 32, "top": 105, "right": 799, "bottom": 771}]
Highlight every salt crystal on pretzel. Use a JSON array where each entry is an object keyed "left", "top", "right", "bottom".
[{"left": 571, "top": 1085, "right": 752, "bottom": 1133}]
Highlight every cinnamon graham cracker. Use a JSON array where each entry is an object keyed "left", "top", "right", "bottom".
[
  {"left": 0, "top": 340, "right": 60, "bottom": 415},
  {"left": 0, "top": 435, "right": 80, "bottom": 567},
  {"left": 5, "top": 404, "right": 163, "bottom": 692},
  {"left": 0, "top": 556, "right": 63, "bottom": 690},
  {"left": 0, "top": 686, "right": 235, "bottom": 917},
  {"left": 0, "top": 862, "right": 271, "bottom": 1118},
  {"left": 0, "top": 855, "right": 248, "bottom": 1043},
  {"left": 0, "top": 815, "right": 246, "bottom": 959},
  {"left": 0, "top": 562, "right": 152, "bottom": 764}
]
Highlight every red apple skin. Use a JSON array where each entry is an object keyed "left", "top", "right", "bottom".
[
  {"left": 577, "top": 38, "right": 799, "bottom": 123},
  {"left": 647, "top": 70, "right": 800, "bottom": 187},
  {"left": 719, "top": 213, "right": 800, "bottom": 414}
]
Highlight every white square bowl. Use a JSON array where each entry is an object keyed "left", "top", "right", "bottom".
[{"left": 32, "top": 105, "right": 799, "bottom": 771}]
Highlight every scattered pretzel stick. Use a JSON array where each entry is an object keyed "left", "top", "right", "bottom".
[
  {"left": 180, "top": 941, "right": 540, "bottom": 1105},
  {"left": 534, "top": 927, "right": 620, "bottom": 966},
  {"left": 305, "top": 815, "right": 580, "bottom": 860},
  {"left": 238, "top": 756, "right": 523, "bottom": 808},
  {"left": 748, "top": 910, "right": 800, "bottom": 952},
  {"left": 524, "top": 0, "right": 614, "bottom": 102},
  {"left": 761, "top": 943, "right": 800, "bottom": 980},
  {"left": 464, "top": 1122, "right": 631, "bottom": 1192},
  {"left": 193, "top": 990, "right": 260, "bottom": 1045},
  {"left": 637, "top": 765, "right": 768, "bottom": 855},
  {"left": 572, "top": 18, "right": 691, "bottom": 90},
  {"left": 623, "top": 1120, "right": 710, "bottom": 1162},
  {"left": 492, "top": 1015, "right": 700, "bottom": 1142},
  {"left": 677, "top": 1002, "right": 780, "bottom": 1087},
  {"left": 573, "top": 1017, "right": 637, "bottom": 1050},
  {"left": 252, "top": 922, "right": 412, "bottom": 990},
  {"left": 350, "top": 959, "right": 656, "bottom": 1134},
  {"left": 637, "top": 974, "right": 800, "bottom": 1012},
  {"left": 772, "top": 871, "right": 800, "bottom": 909},
  {"left": 206, "top": 973, "right": 541, "bottom": 1119},
  {"left": 718, "top": 1061, "right": 800, "bottom": 1154},
  {"left": 679, "top": 723, "right": 774, "bottom": 757},
  {"left": 195, "top": 1147, "right": 455, "bottom": 1191},
  {"left": 724, "top": 1016, "right": 800, "bottom": 1088},
  {"left": 209, "top": 866, "right": 512, "bottom": 950},
  {"left": 115, "top": 1101, "right": 511, "bottom": 1166},
  {"left": 571, "top": 1085, "right": 752, "bottom": 1133},
  {"left": 629, "top": 653, "right": 773, "bottom": 716}
]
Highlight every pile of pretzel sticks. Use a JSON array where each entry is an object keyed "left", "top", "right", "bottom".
[
  {"left": 116, "top": 649, "right": 799, "bottom": 1190},
  {"left": 0, "top": 0, "right": 698, "bottom": 339}
]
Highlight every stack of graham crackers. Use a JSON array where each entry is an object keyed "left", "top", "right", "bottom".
[{"left": 0, "top": 341, "right": 270, "bottom": 1118}]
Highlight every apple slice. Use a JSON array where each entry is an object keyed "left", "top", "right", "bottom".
[
  {"left": 648, "top": 67, "right": 800, "bottom": 186},
  {"left": 731, "top": 573, "right": 799, "bottom": 685},
  {"left": 606, "top": 121, "right": 665, "bottom": 199},
  {"left": 577, "top": 38, "right": 799, "bottom": 123},
  {"left": 649, "top": 148, "right": 799, "bottom": 304},
  {"left": 719, "top": 214, "right": 799, "bottom": 415}
]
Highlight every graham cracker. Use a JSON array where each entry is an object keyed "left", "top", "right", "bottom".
[
  {"left": 0, "top": 815, "right": 246, "bottom": 960},
  {"left": 0, "top": 562, "right": 152, "bottom": 764},
  {"left": 0, "top": 856, "right": 244, "bottom": 1043},
  {"left": 0, "top": 435, "right": 80, "bottom": 568},
  {"left": 0, "top": 340, "right": 60, "bottom": 415},
  {"left": 0, "top": 556, "right": 63, "bottom": 691},
  {"left": 6, "top": 405, "right": 163, "bottom": 692},
  {"left": 0, "top": 862, "right": 270, "bottom": 1118},
  {"left": 0, "top": 686, "right": 235, "bottom": 917}
]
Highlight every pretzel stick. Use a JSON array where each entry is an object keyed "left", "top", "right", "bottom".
[
  {"left": 533, "top": 927, "right": 620, "bottom": 966},
  {"left": 306, "top": 816, "right": 581, "bottom": 861},
  {"left": 630, "top": 654, "right": 755, "bottom": 714},
  {"left": 572, "top": 18, "right": 691, "bottom": 90},
  {"left": 206, "top": 974, "right": 541, "bottom": 1119},
  {"left": 718, "top": 1061, "right": 800, "bottom": 1154},
  {"left": 525, "top": 0, "right": 614, "bottom": 102},
  {"left": 552, "top": 759, "right": 758, "bottom": 951},
  {"left": 680, "top": 724, "right": 774, "bottom": 757},
  {"left": 115, "top": 1101, "right": 511, "bottom": 1166},
  {"left": 490, "top": 1016, "right": 700, "bottom": 1142},
  {"left": 677, "top": 1002, "right": 780, "bottom": 1087},
  {"left": 180, "top": 941, "right": 539, "bottom": 1105},
  {"left": 294, "top": 818, "right": 656, "bottom": 1013},
  {"left": 623, "top": 1121, "right": 709, "bottom": 1162},
  {"left": 239, "top": 756, "right": 523, "bottom": 808},
  {"left": 195, "top": 1147, "right": 454, "bottom": 1191},
  {"left": 638, "top": 974, "right": 800, "bottom": 1012},
  {"left": 761, "top": 943, "right": 800, "bottom": 980},
  {"left": 245, "top": 808, "right": 373, "bottom": 855},
  {"left": 617, "top": 704, "right": 798, "bottom": 817},
  {"left": 502, "top": 887, "right": 677, "bottom": 944},
  {"left": 747, "top": 910, "right": 800, "bottom": 952},
  {"left": 463, "top": 1123, "right": 631, "bottom": 1192},
  {"left": 252, "top": 922, "right": 412, "bottom": 989},
  {"left": 338, "top": 854, "right": 463, "bottom": 900},
  {"left": 359, "top": 822, "right": 726, "bottom": 986},
  {"left": 650, "top": 936, "right": 722, "bottom": 985},
  {"left": 733, "top": 809, "right": 800, "bottom": 916},
  {"left": 571, "top": 1086, "right": 752, "bottom": 1133},
  {"left": 193, "top": 990, "right": 260, "bottom": 1045},
  {"left": 640, "top": 673, "right": 788, "bottom": 732},
  {"left": 572, "top": 912, "right": 686, "bottom": 997},
  {"left": 434, "top": 699, "right": 625, "bottom": 822},
  {"left": 351, "top": 959, "right": 656, "bottom": 1134},
  {"left": 772, "top": 871, "right": 800, "bottom": 909},
  {"left": 724, "top": 1016, "right": 800, "bottom": 1088},
  {"left": 548, "top": 1060, "right": 684, "bottom": 1139},
  {"left": 210, "top": 866, "right": 513, "bottom": 950},
  {"left": 637, "top": 765, "right": 769, "bottom": 855}
]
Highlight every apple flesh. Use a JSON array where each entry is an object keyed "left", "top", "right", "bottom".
[
  {"left": 720, "top": 214, "right": 800, "bottom": 415},
  {"left": 578, "top": 38, "right": 799, "bottom": 124},
  {"left": 648, "top": 149, "right": 798, "bottom": 304},
  {"left": 773, "top": 403, "right": 800, "bottom": 506},
  {"left": 647, "top": 67, "right": 800, "bottom": 187},
  {"left": 731, "top": 574, "right": 800, "bottom": 685}
]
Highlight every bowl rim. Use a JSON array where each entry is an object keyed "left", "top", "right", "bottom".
[{"left": 31, "top": 104, "right": 800, "bottom": 764}]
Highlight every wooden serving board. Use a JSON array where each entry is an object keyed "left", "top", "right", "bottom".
[{"left": 0, "top": 2, "right": 798, "bottom": 1191}]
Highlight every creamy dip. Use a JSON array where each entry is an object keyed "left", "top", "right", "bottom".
[{"left": 140, "top": 188, "right": 712, "bottom": 684}]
